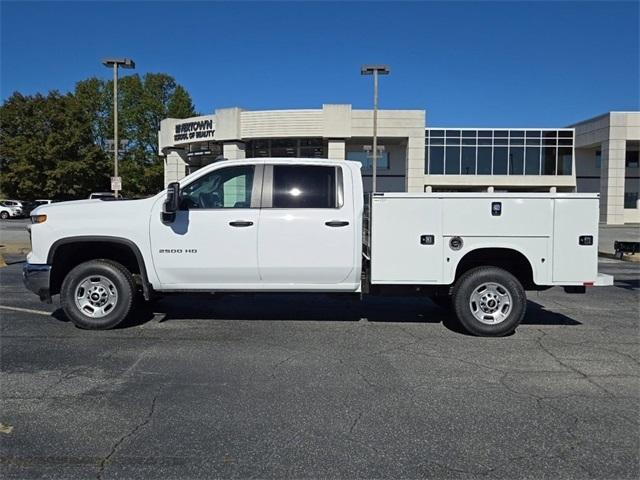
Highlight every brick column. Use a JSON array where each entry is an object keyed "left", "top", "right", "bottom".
[
  {"left": 328, "top": 139, "right": 346, "bottom": 160},
  {"left": 599, "top": 139, "right": 626, "bottom": 224},
  {"left": 223, "top": 141, "right": 246, "bottom": 160},
  {"left": 406, "top": 134, "right": 426, "bottom": 192},
  {"left": 164, "top": 150, "right": 188, "bottom": 186}
]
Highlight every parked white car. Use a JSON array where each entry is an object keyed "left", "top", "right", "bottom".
[
  {"left": 0, "top": 204, "right": 18, "bottom": 220},
  {"left": 0, "top": 200, "right": 24, "bottom": 220},
  {"left": 24, "top": 158, "right": 613, "bottom": 335},
  {"left": 88, "top": 192, "right": 115, "bottom": 200}
]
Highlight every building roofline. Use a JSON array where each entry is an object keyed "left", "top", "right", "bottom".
[
  {"left": 426, "top": 127, "right": 574, "bottom": 131},
  {"left": 567, "top": 111, "right": 640, "bottom": 128},
  {"left": 568, "top": 112, "right": 611, "bottom": 127}
]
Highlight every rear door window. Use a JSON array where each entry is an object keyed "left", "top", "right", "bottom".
[{"left": 272, "top": 165, "right": 338, "bottom": 208}]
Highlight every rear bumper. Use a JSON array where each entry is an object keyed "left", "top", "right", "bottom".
[
  {"left": 23, "top": 263, "right": 52, "bottom": 302},
  {"left": 562, "top": 273, "right": 614, "bottom": 293},
  {"left": 594, "top": 273, "right": 614, "bottom": 286}
]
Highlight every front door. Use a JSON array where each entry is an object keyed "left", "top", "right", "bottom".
[
  {"left": 150, "top": 164, "right": 262, "bottom": 287},
  {"left": 257, "top": 164, "right": 356, "bottom": 285}
]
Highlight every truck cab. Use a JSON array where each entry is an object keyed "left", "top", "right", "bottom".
[{"left": 151, "top": 159, "right": 363, "bottom": 290}]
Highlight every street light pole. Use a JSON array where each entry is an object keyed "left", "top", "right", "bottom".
[
  {"left": 361, "top": 64, "right": 389, "bottom": 192},
  {"left": 372, "top": 69, "right": 379, "bottom": 192},
  {"left": 113, "top": 63, "right": 118, "bottom": 197},
  {"left": 102, "top": 58, "right": 135, "bottom": 198}
]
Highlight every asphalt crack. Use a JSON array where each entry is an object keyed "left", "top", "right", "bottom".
[
  {"left": 96, "top": 393, "right": 159, "bottom": 480},
  {"left": 39, "top": 366, "right": 86, "bottom": 399},
  {"left": 348, "top": 411, "right": 363, "bottom": 434},
  {"left": 270, "top": 354, "right": 298, "bottom": 379},
  {"left": 535, "top": 329, "right": 617, "bottom": 396}
]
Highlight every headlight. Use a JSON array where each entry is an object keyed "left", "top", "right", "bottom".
[{"left": 31, "top": 214, "right": 47, "bottom": 224}]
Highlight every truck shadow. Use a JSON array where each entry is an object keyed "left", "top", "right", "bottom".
[
  {"left": 615, "top": 278, "right": 640, "bottom": 290},
  {"left": 107, "top": 293, "right": 581, "bottom": 333}
]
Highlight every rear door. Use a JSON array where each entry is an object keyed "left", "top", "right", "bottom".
[{"left": 257, "top": 164, "right": 356, "bottom": 285}]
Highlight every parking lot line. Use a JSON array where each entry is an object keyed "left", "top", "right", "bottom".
[{"left": 0, "top": 305, "right": 51, "bottom": 316}]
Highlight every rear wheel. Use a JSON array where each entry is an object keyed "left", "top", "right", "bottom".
[
  {"left": 452, "top": 266, "right": 526, "bottom": 336},
  {"left": 61, "top": 259, "right": 135, "bottom": 330}
]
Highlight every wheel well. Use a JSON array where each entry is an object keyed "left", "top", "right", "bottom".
[
  {"left": 454, "top": 248, "right": 535, "bottom": 289},
  {"left": 49, "top": 241, "right": 142, "bottom": 295}
]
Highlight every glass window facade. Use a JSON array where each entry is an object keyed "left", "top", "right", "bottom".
[
  {"left": 245, "top": 138, "right": 326, "bottom": 159},
  {"left": 425, "top": 129, "right": 574, "bottom": 176},
  {"left": 346, "top": 150, "right": 390, "bottom": 169},
  {"left": 625, "top": 192, "right": 639, "bottom": 209}
]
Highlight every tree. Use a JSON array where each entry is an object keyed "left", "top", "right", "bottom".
[
  {"left": 75, "top": 73, "right": 196, "bottom": 196},
  {"left": 0, "top": 73, "right": 196, "bottom": 199},
  {"left": 0, "top": 91, "right": 111, "bottom": 199}
]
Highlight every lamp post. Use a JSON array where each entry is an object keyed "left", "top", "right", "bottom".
[
  {"left": 360, "top": 64, "right": 389, "bottom": 192},
  {"left": 102, "top": 58, "right": 135, "bottom": 198}
]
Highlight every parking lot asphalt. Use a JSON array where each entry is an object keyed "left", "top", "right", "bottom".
[
  {"left": 0, "top": 257, "right": 638, "bottom": 479},
  {"left": 0, "top": 218, "right": 30, "bottom": 245}
]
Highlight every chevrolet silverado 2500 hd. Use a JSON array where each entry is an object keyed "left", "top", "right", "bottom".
[{"left": 23, "top": 158, "right": 613, "bottom": 336}]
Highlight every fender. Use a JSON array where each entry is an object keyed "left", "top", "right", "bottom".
[
  {"left": 447, "top": 243, "right": 541, "bottom": 286},
  {"left": 47, "top": 235, "right": 153, "bottom": 299}
]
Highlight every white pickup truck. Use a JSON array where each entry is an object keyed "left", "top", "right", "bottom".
[{"left": 24, "top": 158, "right": 613, "bottom": 336}]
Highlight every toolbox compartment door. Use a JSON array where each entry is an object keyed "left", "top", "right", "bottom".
[
  {"left": 370, "top": 197, "right": 443, "bottom": 283},
  {"left": 552, "top": 198, "right": 599, "bottom": 283}
]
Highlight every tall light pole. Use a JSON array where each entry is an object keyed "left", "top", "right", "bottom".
[
  {"left": 102, "top": 58, "right": 135, "bottom": 198},
  {"left": 360, "top": 64, "right": 389, "bottom": 192}
]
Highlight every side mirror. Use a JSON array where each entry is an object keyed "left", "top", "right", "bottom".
[{"left": 162, "top": 182, "right": 180, "bottom": 223}]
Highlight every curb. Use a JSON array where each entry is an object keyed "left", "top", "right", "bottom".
[
  {"left": 0, "top": 244, "right": 30, "bottom": 254},
  {"left": 0, "top": 244, "right": 30, "bottom": 268},
  {"left": 598, "top": 251, "right": 640, "bottom": 263}
]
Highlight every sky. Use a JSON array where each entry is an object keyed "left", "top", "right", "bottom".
[{"left": 1, "top": 1, "right": 639, "bottom": 127}]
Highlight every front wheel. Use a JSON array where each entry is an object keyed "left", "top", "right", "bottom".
[
  {"left": 61, "top": 259, "right": 135, "bottom": 330},
  {"left": 452, "top": 266, "right": 526, "bottom": 337},
  {"left": 0, "top": 211, "right": 9, "bottom": 220}
]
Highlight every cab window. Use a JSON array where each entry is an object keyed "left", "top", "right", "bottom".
[
  {"left": 272, "top": 165, "right": 339, "bottom": 208},
  {"left": 181, "top": 165, "right": 255, "bottom": 209}
]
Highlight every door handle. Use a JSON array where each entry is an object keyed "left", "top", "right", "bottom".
[
  {"left": 325, "top": 221, "right": 349, "bottom": 227},
  {"left": 229, "top": 220, "right": 254, "bottom": 227}
]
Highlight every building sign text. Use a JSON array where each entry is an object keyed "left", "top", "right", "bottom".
[{"left": 174, "top": 119, "right": 215, "bottom": 142}]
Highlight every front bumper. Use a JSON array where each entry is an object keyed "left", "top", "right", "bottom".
[{"left": 23, "top": 263, "right": 52, "bottom": 302}]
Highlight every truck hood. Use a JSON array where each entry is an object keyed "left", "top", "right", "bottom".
[{"left": 31, "top": 197, "right": 158, "bottom": 218}]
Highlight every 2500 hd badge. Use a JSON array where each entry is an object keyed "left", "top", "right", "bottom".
[{"left": 158, "top": 249, "right": 198, "bottom": 254}]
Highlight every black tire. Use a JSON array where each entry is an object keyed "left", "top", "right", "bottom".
[
  {"left": 60, "top": 259, "right": 135, "bottom": 330},
  {"left": 0, "top": 211, "right": 9, "bottom": 220},
  {"left": 452, "top": 266, "right": 526, "bottom": 337}
]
